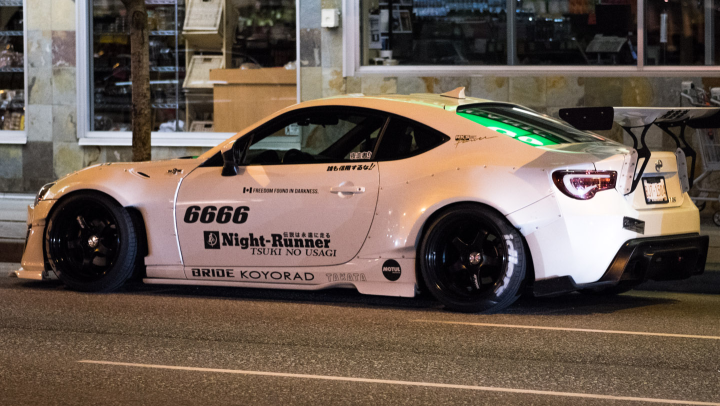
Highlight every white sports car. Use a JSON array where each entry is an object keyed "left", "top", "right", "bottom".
[{"left": 15, "top": 88, "right": 714, "bottom": 312}]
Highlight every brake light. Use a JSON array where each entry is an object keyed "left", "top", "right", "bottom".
[{"left": 552, "top": 170, "right": 617, "bottom": 200}]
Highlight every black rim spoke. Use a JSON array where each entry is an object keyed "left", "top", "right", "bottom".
[
  {"left": 470, "top": 230, "right": 488, "bottom": 249},
  {"left": 81, "top": 255, "right": 93, "bottom": 273},
  {"left": 76, "top": 215, "right": 88, "bottom": 229},
  {"left": 92, "top": 253, "right": 107, "bottom": 267},
  {"left": 452, "top": 236, "right": 468, "bottom": 252},
  {"left": 449, "top": 259, "right": 466, "bottom": 273}
]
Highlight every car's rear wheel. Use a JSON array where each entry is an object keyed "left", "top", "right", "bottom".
[
  {"left": 45, "top": 193, "right": 138, "bottom": 292},
  {"left": 419, "top": 204, "right": 526, "bottom": 313}
]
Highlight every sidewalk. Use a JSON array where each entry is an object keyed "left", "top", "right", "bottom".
[
  {"left": 3, "top": 193, "right": 720, "bottom": 263},
  {"left": 0, "top": 193, "right": 32, "bottom": 262}
]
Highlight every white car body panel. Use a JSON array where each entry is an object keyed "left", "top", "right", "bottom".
[
  {"left": 176, "top": 163, "right": 380, "bottom": 268},
  {"left": 17, "top": 94, "right": 706, "bottom": 299}
]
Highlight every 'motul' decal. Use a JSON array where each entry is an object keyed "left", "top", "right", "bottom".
[{"left": 382, "top": 259, "right": 402, "bottom": 281}]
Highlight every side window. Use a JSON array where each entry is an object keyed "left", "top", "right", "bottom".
[
  {"left": 375, "top": 118, "right": 449, "bottom": 161},
  {"left": 243, "top": 109, "right": 387, "bottom": 165}
]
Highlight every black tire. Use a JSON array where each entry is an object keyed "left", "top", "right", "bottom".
[
  {"left": 419, "top": 204, "right": 527, "bottom": 313},
  {"left": 579, "top": 280, "right": 639, "bottom": 295},
  {"left": 45, "top": 193, "right": 138, "bottom": 292}
]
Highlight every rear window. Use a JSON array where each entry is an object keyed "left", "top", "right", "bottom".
[{"left": 457, "top": 105, "right": 607, "bottom": 147}]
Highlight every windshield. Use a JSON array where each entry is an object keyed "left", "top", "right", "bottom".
[{"left": 457, "top": 104, "right": 607, "bottom": 147}]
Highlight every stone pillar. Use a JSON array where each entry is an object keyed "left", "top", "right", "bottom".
[{"left": 25, "top": 0, "right": 81, "bottom": 192}]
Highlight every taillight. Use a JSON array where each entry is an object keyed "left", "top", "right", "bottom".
[{"left": 552, "top": 170, "right": 617, "bottom": 200}]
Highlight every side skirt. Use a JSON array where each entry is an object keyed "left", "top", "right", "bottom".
[
  {"left": 145, "top": 257, "right": 419, "bottom": 298},
  {"left": 143, "top": 278, "right": 417, "bottom": 298}
]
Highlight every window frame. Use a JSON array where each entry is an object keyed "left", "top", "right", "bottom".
[
  {"left": 75, "top": 0, "right": 302, "bottom": 148},
  {"left": 237, "top": 106, "right": 391, "bottom": 166},
  {"left": 233, "top": 105, "right": 451, "bottom": 165},
  {"left": 0, "top": 0, "right": 28, "bottom": 145},
  {"left": 373, "top": 115, "right": 451, "bottom": 162},
  {"left": 343, "top": 0, "right": 720, "bottom": 77}
]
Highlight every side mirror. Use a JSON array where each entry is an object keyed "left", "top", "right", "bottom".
[{"left": 221, "top": 141, "right": 239, "bottom": 177}]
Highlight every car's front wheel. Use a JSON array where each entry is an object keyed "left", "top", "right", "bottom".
[
  {"left": 419, "top": 204, "right": 527, "bottom": 313},
  {"left": 45, "top": 193, "right": 138, "bottom": 292}
]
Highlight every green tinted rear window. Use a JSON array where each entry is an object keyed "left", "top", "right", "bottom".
[{"left": 458, "top": 105, "right": 606, "bottom": 147}]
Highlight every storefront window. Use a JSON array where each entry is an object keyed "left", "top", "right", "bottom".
[
  {"left": 0, "top": 0, "right": 24, "bottom": 131},
  {"left": 645, "top": 0, "right": 718, "bottom": 65},
  {"left": 516, "top": 1, "right": 637, "bottom": 65},
  {"left": 361, "top": 0, "right": 508, "bottom": 65},
  {"left": 90, "top": 0, "right": 296, "bottom": 133},
  {"left": 360, "top": 0, "right": 641, "bottom": 66}
]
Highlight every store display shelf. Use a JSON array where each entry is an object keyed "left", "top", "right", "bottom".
[
  {"left": 95, "top": 66, "right": 184, "bottom": 73},
  {"left": 0, "top": 31, "right": 22, "bottom": 36},
  {"left": 151, "top": 30, "right": 179, "bottom": 36},
  {"left": 95, "top": 102, "right": 183, "bottom": 110},
  {"left": 151, "top": 66, "right": 185, "bottom": 72},
  {"left": 153, "top": 102, "right": 182, "bottom": 109},
  {"left": 0, "top": 67, "right": 22, "bottom": 72},
  {"left": 0, "top": 0, "right": 22, "bottom": 6},
  {"left": 94, "top": 30, "right": 179, "bottom": 37}
]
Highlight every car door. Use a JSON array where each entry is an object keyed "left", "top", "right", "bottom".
[{"left": 175, "top": 107, "right": 386, "bottom": 270}]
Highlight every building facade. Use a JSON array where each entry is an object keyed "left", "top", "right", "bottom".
[{"left": 0, "top": 0, "right": 718, "bottom": 193}]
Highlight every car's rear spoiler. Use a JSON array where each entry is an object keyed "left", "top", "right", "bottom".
[{"left": 558, "top": 106, "right": 720, "bottom": 195}]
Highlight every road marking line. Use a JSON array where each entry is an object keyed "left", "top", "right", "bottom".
[
  {"left": 78, "top": 360, "right": 720, "bottom": 405},
  {"left": 413, "top": 320, "right": 720, "bottom": 340}
]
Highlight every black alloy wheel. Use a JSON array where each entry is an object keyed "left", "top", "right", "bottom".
[
  {"left": 45, "top": 193, "right": 138, "bottom": 292},
  {"left": 419, "top": 204, "right": 526, "bottom": 313}
]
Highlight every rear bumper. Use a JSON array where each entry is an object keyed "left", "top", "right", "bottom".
[{"left": 534, "top": 233, "right": 708, "bottom": 296}]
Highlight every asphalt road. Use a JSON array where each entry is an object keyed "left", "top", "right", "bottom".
[{"left": 1, "top": 263, "right": 720, "bottom": 406}]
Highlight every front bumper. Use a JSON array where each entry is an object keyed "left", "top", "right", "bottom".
[
  {"left": 534, "top": 233, "right": 708, "bottom": 296},
  {"left": 14, "top": 201, "right": 54, "bottom": 280}
]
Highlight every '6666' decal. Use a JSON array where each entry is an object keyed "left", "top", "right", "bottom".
[{"left": 183, "top": 206, "right": 249, "bottom": 224}]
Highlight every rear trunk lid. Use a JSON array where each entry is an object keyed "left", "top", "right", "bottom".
[{"left": 594, "top": 150, "right": 685, "bottom": 209}]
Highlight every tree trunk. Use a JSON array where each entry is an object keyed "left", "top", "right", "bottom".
[{"left": 121, "top": 0, "right": 152, "bottom": 162}]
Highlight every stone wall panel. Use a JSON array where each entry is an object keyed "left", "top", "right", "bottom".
[
  {"left": 361, "top": 76, "right": 397, "bottom": 95},
  {"left": 51, "top": 67, "right": 76, "bottom": 106},
  {"left": 469, "top": 77, "right": 509, "bottom": 101},
  {"left": 0, "top": 145, "right": 22, "bottom": 179},
  {"left": 52, "top": 105, "right": 78, "bottom": 143},
  {"left": 509, "top": 77, "right": 546, "bottom": 109},
  {"left": 22, "top": 142, "right": 54, "bottom": 185},
  {"left": 26, "top": 105, "right": 53, "bottom": 142}
]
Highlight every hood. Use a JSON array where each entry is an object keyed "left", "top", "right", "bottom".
[{"left": 43, "top": 158, "right": 202, "bottom": 202}]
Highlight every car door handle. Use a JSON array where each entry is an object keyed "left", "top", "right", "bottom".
[{"left": 330, "top": 186, "right": 365, "bottom": 194}]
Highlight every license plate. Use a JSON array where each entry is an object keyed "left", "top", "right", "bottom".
[{"left": 642, "top": 177, "right": 669, "bottom": 204}]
